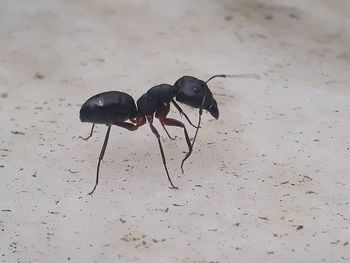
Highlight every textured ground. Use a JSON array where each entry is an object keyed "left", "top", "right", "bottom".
[{"left": 0, "top": 0, "right": 349, "bottom": 262}]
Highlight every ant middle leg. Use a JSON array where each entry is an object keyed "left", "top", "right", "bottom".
[
  {"left": 155, "top": 103, "right": 176, "bottom": 140},
  {"left": 155, "top": 103, "right": 192, "bottom": 172},
  {"left": 159, "top": 117, "right": 192, "bottom": 174},
  {"left": 146, "top": 116, "right": 178, "bottom": 189}
]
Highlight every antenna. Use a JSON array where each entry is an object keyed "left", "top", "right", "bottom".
[{"left": 206, "top": 74, "right": 261, "bottom": 83}]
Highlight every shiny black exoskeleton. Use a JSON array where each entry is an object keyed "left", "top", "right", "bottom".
[
  {"left": 174, "top": 76, "right": 219, "bottom": 119},
  {"left": 79, "top": 74, "right": 259, "bottom": 194},
  {"left": 80, "top": 91, "right": 138, "bottom": 124}
]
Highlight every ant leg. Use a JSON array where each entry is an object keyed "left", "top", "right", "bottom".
[
  {"left": 79, "top": 123, "right": 95, "bottom": 141},
  {"left": 147, "top": 116, "right": 178, "bottom": 189},
  {"left": 89, "top": 125, "right": 111, "bottom": 195},
  {"left": 155, "top": 103, "right": 176, "bottom": 140},
  {"left": 191, "top": 88, "right": 207, "bottom": 150},
  {"left": 160, "top": 118, "right": 192, "bottom": 173},
  {"left": 88, "top": 121, "right": 140, "bottom": 195},
  {"left": 172, "top": 99, "right": 198, "bottom": 128},
  {"left": 114, "top": 122, "right": 140, "bottom": 131},
  {"left": 161, "top": 123, "right": 176, "bottom": 140}
]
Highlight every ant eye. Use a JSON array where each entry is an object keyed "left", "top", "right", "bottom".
[{"left": 193, "top": 87, "right": 200, "bottom": 93}]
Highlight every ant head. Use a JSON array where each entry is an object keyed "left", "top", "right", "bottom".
[
  {"left": 137, "top": 92, "right": 157, "bottom": 116},
  {"left": 174, "top": 76, "right": 219, "bottom": 119}
]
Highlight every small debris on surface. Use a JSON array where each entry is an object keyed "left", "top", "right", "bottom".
[
  {"left": 172, "top": 203, "right": 185, "bottom": 207},
  {"left": 120, "top": 233, "right": 153, "bottom": 249},
  {"left": 306, "top": 190, "right": 316, "bottom": 194},
  {"left": 156, "top": 208, "right": 169, "bottom": 213},
  {"left": 68, "top": 169, "right": 78, "bottom": 174},
  {"left": 1, "top": 209, "right": 11, "bottom": 212},
  {"left": 296, "top": 225, "right": 304, "bottom": 231},
  {"left": 34, "top": 72, "right": 45, "bottom": 79},
  {"left": 11, "top": 131, "right": 25, "bottom": 135},
  {"left": 0, "top": 148, "right": 9, "bottom": 152},
  {"left": 289, "top": 13, "right": 299, "bottom": 19},
  {"left": 0, "top": 93, "right": 8, "bottom": 98},
  {"left": 119, "top": 218, "right": 126, "bottom": 224},
  {"left": 32, "top": 171, "right": 37, "bottom": 177},
  {"left": 280, "top": 181, "right": 289, "bottom": 185},
  {"left": 48, "top": 211, "right": 59, "bottom": 215},
  {"left": 258, "top": 216, "right": 269, "bottom": 221}
]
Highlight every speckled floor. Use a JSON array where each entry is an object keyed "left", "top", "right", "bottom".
[{"left": 1, "top": 0, "right": 349, "bottom": 262}]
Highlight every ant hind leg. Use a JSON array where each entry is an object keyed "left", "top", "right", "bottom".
[{"left": 79, "top": 123, "right": 95, "bottom": 141}]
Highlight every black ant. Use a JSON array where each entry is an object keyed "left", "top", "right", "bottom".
[{"left": 79, "top": 74, "right": 259, "bottom": 194}]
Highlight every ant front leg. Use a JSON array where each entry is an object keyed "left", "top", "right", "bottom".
[
  {"left": 155, "top": 103, "right": 192, "bottom": 172},
  {"left": 79, "top": 123, "right": 95, "bottom": 141},
  {"left": 172, "top": 99, "right": 199, "bottom": 128},
  {"left": 146, "top": 115, "right": 178, "bottom": 189},
  {"left": 191, "top": 88, "right": 207, "bottom": 150}
]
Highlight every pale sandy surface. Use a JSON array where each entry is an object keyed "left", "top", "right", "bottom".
[{"left": 0, "top": 0, "right": 350, "bottom": 262}]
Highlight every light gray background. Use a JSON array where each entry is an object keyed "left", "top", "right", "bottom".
[{"left": 1, "top": 0, "right": 349, "bottom": 262}]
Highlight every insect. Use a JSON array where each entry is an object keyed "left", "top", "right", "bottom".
[{"left": 79, "top": 74, "right": 260, "bottom": 194}]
